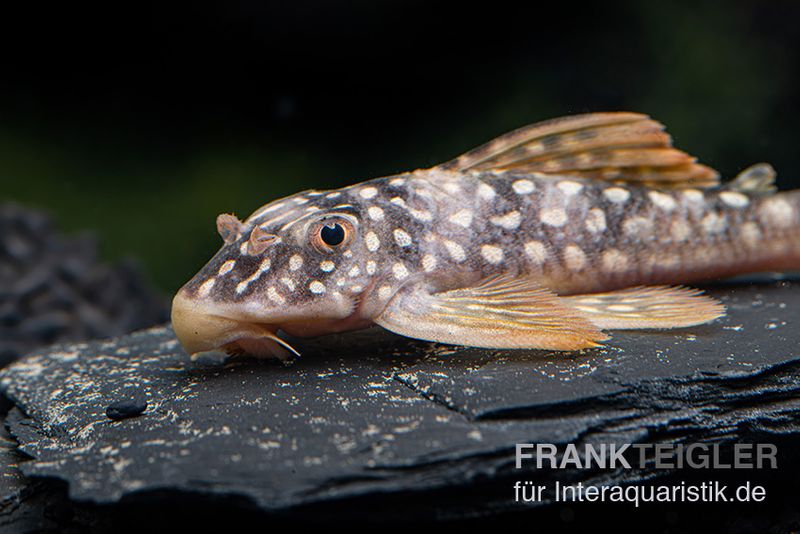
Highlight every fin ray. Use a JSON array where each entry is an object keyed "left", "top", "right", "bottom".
[
  {"left": 437, "top": 112, "right": 719, "bottom": 188},
  {"left": 561, "top": 286, "right": 725, "bottom": 330},
  {"left": 375, "top": 274, "right": 608, "bottom": 351}
]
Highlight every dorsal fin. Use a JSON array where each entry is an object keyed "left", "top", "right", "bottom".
[{"left": 436, "top": 112, "right": 720, "bottom": 188}]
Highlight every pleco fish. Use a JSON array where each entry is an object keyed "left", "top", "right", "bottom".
[{"left": 171, "top": 112, "right": 800, "bottom": 359}]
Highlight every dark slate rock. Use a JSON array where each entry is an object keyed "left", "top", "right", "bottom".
[
  {"left": 0, "top": 203, "right": 168, "bottom": 366},
  {"left": 0, "top": 279, "right": 799, "bottom": 519}
]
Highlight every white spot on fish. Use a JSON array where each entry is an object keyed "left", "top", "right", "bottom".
[
  {"left": 394, "top": 229, "right": 413, "bottom": 247},
  {"left": 235, "top": 258, "right": 271, "bottom": 294},
  {"left": 682, "top": 189, "right": 704, "bottom": 203},
  {"left": 480, "top": 244, "right": 504, "bottom": 264},
  {"left": 524, "top": 241, "right": 548, "bottom": 265},
  {"left": 443, "top": 240, "right": 466, "bottom": 262},
  {"left": 249, "top": 201, "right": 285, "bottom": 221},
  {"left": 489, "top": 210, "right": 521, "bottom": 230},
  {"left": 392, "top": 262, "right": 409, "bottom": 279},
  {"left": 239, "top": 241, "right": 249, "bottom": 254},
  {"left": 197, "top": 278, "right": 215, "bottom": 298},
  {"left": 320, "top": 260, "right": 335, "bottom": 272},
  {"left": 670, "top": 220, "right": 692, "bottom": 242},
  {"left": 623, "top": 216, "right": 654, "bottom": 236},
  {"left": 309, "top": 280, "right": 326, "bottom": 294},
  {"left": 512, "top": 179, "right": 535, "bottom": 195},
  {"left": 759, "top": 197, "right": 795, "bottom": 228},
  {"left": 585, "top": 208, "right": 606, "bottom": 233},
  {"left": 719, "top": 191, "right": 749, "bottom": 208},
  {"left": 648, "top": 191, "right": 677, "bottom": 211},
  {"left": 702, "top": 212, "right": 726, "bottom": 234},
  {"left": 217, "top": 259, "right": 236, "bottom": 276},
  {"left": 325, "top": 192, "right": 342, "bottom": 199},
  {"left": 540, "top": 208, "right": 567, "bottom": 227},
  {"left": 603, "top": 187, "right": 630, "bottom": 203},
  {"left": 267, "top": 286, "right": 285, "bottom": 304},
  {"left": 389, "top": 177, "right": 406, "bottom": 187},
  {"left": 365, "top": 231, "right": 380, "bottom": 251},
  {"left": 281, "top": 277, "right": 296, "bottom": 291},
  {"left": 368, "top": 206, "right": 385, "bottom": 221},
  {"left": 601, "top": 249, "right": 628, "bottom": 272},
  {"left": 410, "top": 208, "right": 433, "bottom": 221},
  {"left": 422, "top": 254, "right": 437, "bottom": 272},
  {"left": 359, "top": 187, "right": 378, "bottom": 199},
  {"left": 477, "top": 182, "right": 496, "bottom": 200},
  {"left": 442, "top": 182, "right": 461, "bottom": 194},
  {"left": 448, "top": 209, "right": 473, "bottom": 227},
  {"left": 289, "top": 254, "right": 303, "bottom": 271},
  {"left": 366, "top": 260, "right": 377, "bottom": 274},
  {"left": 390, "top": 197, "right": 407, "bottom": 208},
  {"left": 558, "top": 180, "right": 583, "bottom": 196},
  {"left": 564, "top": 245, "right": 587, "bottom": 271},
  {"left": 348, "top": 265, "right": 360, "bottom": 277},
  {"left": 343, "top": 249, "right": 353, "bottom": 258}
]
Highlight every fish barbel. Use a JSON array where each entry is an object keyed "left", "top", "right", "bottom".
[{"left": 171, "top": 112, "right": 800, "bottom": 358}]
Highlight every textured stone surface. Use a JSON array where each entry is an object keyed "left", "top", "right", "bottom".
[
  {"left": 0, "top": 203, "right": 168, "bottom": 367},
  {"left": 0, "top": 279, "right": 799, "bottom": 519}
]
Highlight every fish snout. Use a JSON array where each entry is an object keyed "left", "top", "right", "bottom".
[
  {"left": 171, "top": 289, "right": 300, "bottom": 359},
  {"left": 171, "top": 290, "right": 243, "bottom": 355}
]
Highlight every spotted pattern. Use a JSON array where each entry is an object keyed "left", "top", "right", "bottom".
[
  {"left": 540, "top": 208, "right": 567, "bottom": 227},
  {"left": 512, "top": 179, "right": 535, "bottom": 194},
  {"left": 648, "top": 191, "right": 677, "bottom": 211},
  {"left": 368, "top": 206, "right": 385, "bottom": 221},
  {"left": 448, "top": 209, "right": 473, "bottom": 227},
  {"left": 585, "top": 208, "right": 606, "bottom": 233},
  {"left": 365, "top": 231, "right": 380, "bottom": 251},
  {"left": 393, "top": 228, "right": 413, "bottom": 247},
  {"left": 489, "top": 211, "right": 521, "bottom": 230},
  {"left": 184, "top": 166, "right": 797, "bottom": 333},
  {"left": 309, "top": 280, "right": 326, "bottom": 294},
  {"left": 603, "top": 187, "right": 630, "bottom": 203},
  {"left": 443, "top": 240, "right": 466, "bottom": 262},
  {"left": 481, "top": 244, "right": 504, "bottom": 264},
  {"left": 601, "top": 249, "right": 628, "bottom": 272},
  {"left": 564, "top": 245, "right": 587, "bottom": 271}
]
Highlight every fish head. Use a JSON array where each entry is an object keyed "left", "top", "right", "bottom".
[{"left": 171, "top": 191, "right": 377, "bottom": 359}]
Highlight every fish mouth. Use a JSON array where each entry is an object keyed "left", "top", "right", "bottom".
[{"left": 171, "top": 291, "right": 300, "bottom": 360}]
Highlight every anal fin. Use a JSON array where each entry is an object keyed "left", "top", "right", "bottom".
[
  {"left": 374, "top": 274, "right": 608, "bottom": 351},
  {"left": 561, "top": 286, "right": 725, "bottom": 330}
]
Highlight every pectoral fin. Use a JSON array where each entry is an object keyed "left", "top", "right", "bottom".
[
  {"left": 561, "top": 286, "right": 725, "bottom": 329},
  {"left": 374, "top": 274, "right": 608, "bottom": 351}
]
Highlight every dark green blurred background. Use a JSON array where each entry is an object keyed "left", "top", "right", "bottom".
[{"left": 2, "top": 1, "right": 799, "bottom": 293}]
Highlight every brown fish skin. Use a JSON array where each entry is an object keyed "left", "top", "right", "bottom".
[{"left": 170, "top": 112, "right": 800, "bottom": 358}]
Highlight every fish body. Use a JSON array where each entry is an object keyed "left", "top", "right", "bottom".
[{"left": 171, "top": 112, "right": 800, "bottom": 358}]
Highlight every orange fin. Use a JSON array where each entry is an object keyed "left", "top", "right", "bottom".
[
  {"left": 561, "top": 286, "right": 725, "bottom": 330},
  {"left": 374, "top": 274, "right": 608, "bottom": 351},
  {"left": 437, "top": 112, "right": 719, "bottom": 188}
]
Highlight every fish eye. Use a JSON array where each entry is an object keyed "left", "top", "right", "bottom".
[
  {"left": 320, "top": 223, "right": 345, "bottom": 246},
  {"left": 310, "top": 216, "right": 355, "bottom": 252}
]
